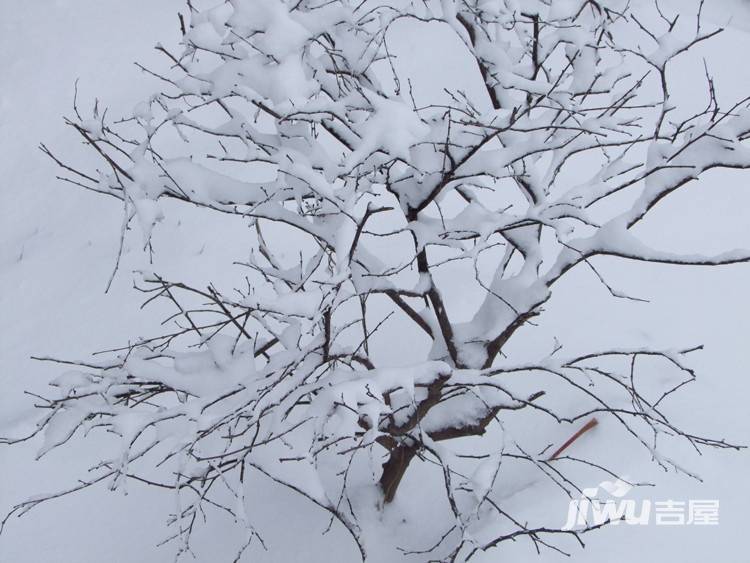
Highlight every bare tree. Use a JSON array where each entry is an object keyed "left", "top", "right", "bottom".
[{"left": 4, "top": 0, "right": 748, "bottom": 561}]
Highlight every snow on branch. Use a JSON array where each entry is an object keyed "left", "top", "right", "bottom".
[{"left": 9, "top": 0, "right": 749, "bottom": 560}]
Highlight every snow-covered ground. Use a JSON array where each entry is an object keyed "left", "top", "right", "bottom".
[{"left": 2, "top": 1, "right": 750, "bottom": 562}]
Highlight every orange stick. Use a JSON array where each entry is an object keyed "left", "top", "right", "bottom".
[{"left": 547, "top": 417, "right": 599, "bottom": 461}]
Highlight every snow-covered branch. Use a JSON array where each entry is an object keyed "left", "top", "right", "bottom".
[{"left": 9, "top": 0, "right": 749, "bottom": 560}]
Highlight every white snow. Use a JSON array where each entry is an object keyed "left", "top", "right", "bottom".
[{"left": 2, "top": 1, "right": 750, "bottom": 563}]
